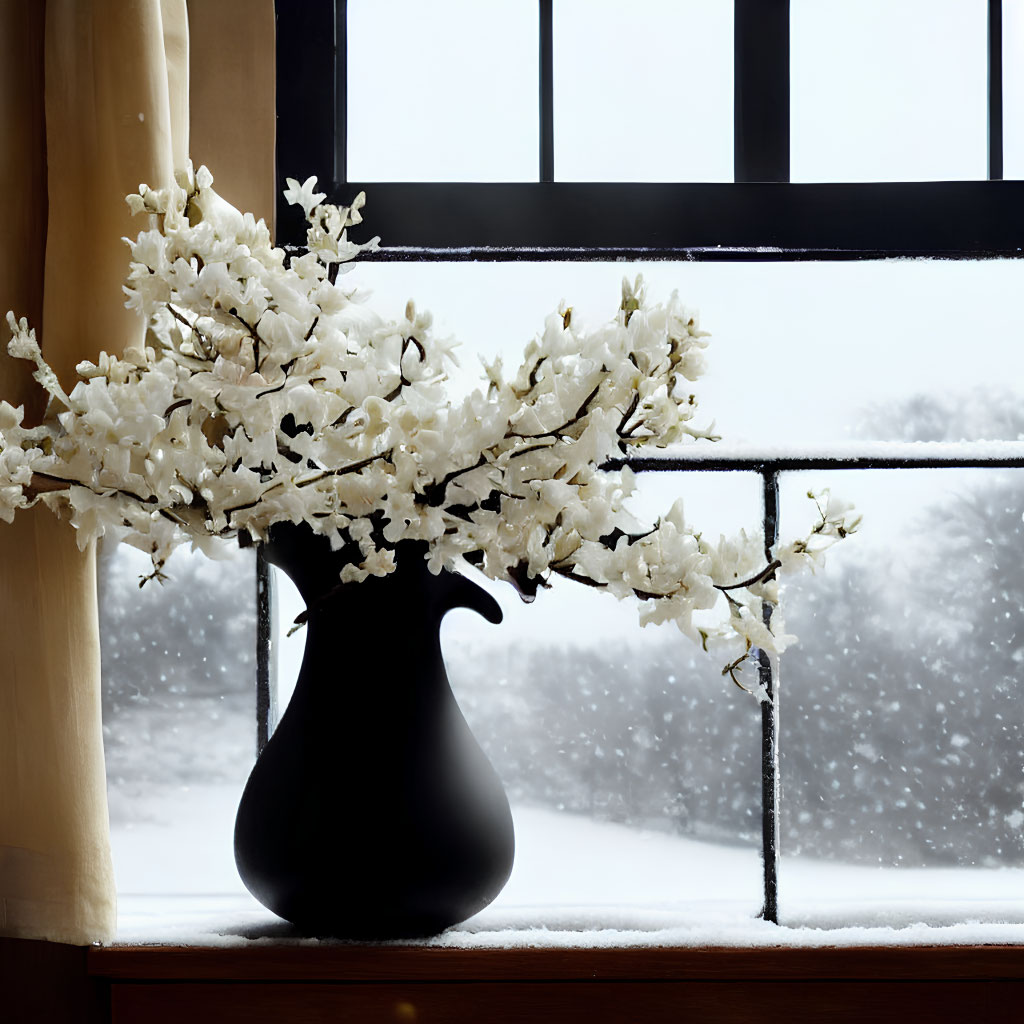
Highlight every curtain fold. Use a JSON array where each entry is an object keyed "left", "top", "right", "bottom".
[{"left": 0, "top": 0, "right": 274, "bottom": 946}]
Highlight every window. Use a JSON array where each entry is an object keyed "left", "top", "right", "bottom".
[{"left": 105, "top": 0, "right": 1024, "bottom": 945}]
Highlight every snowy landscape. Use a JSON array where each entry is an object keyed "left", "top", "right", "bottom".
[{"left": 110, "top": 786, "right": 1024, "bottom": 947}]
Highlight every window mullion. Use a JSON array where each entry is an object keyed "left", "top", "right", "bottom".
[
  {"left": 734, "top": 0, "right": 790, "bottom": 183},
  {"left": 274, "top": 0, "right": 337, "bottom": 242},
  {"left": 256, "top": 551, "right": 278, "bottom": 754},
  {"left": 539, "top": 0, "right": 554, "bottom": 182},
  {"left": 989, "top": 0, "right": 1004, "bottom": 181},
  {"left": 759, "top": 470, "right": 781, "bottom": 925}
]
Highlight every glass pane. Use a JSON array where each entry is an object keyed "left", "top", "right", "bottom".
[
  {"left": 1004, "top": 0, "right": 1024, "bottom": 179},
  {"left": 105, "top": 256, "right": 1024, "bottom": 937},
  {"left": 554, "top": 0, "right": 733, "bottom": 182},
  {"left": 101, "top": 543, "right": 258, "bottom": 924},
  {"left": 791, "top": 0, "right": 987, "bottom": 182},
  {"left": 346, "top": 259, "right": 1024, "bottom": 446},
  {"left": 780, "top": 469, "right": 1024, "bottom": 924},
  {"left": 347, "top": 0, "right": 538, "bottom": 182}
]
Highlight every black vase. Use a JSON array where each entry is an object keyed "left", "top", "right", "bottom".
[{"left": 233, "top": 523, "right": 515, "bottom": 939}]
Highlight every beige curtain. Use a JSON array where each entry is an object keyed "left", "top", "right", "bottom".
[{"left": 0, "top": 0, "right": 274, "bottom": 946}]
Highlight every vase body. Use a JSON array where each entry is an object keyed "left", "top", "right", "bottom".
[{"left": 234, "top": 524, "right": 515, "bottom": 938}]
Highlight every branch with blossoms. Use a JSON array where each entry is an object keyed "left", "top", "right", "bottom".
[{"left": 0, "top": 165, "right": 860, "bottom": 695}]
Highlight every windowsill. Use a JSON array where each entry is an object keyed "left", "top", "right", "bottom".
[{"left": 84, "top": 940, "right": 1024, "bottom": 1022}]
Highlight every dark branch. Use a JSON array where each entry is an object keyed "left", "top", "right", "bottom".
[
  {"left": 419, "top": 454, "right": 489, "bottom": 507},
  {"left": 507, "top": 381, "right": 602, "bottom": 440},
  {"left": 164, "top": 398, "right": 192, "bottom": 418},
  {"left": 715, "top": 558, "right": 782, "bottom": 592}
]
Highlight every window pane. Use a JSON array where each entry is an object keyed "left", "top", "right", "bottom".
[
  {"left": 791, "top": 0, "right": 987, "bottom": 182},
  {"left": 780, "top": 469, "right": 1024, "bottom": 922},
  {"left": 347, "top": 259, "right": 1024, "bottom": 446},
  {"left": 347, "top": 0, "right": 538, "bottom": 182},
  {"left": 105, "top": 257, "right": 1024, "bottom": 937},
  {"left": 102, "top": 544, "right": 257, "bottom": 918},
  {"left": 1004, "top": 0, "right": 1024, "bottom": 179},
  {"left": 554, "top": 0, "right": 733, "bottom": 182}
]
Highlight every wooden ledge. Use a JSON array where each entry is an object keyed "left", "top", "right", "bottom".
[{"left": 73, "top": 943, "right": 1024, "bottom": 1023}]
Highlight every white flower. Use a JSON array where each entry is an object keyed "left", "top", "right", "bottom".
[
  {"left": 0, "top": 401, "right": 23, "bottom": 431},
  {"left": 283, "top": 175, "right": 326, "bottom": 218},
  {"left": 0, "top": 167, "right": 857, "bottom": 690}
]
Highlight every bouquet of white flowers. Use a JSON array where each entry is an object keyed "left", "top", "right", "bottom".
[{"left": 0, "top": 165, "right": 858, "bottom": 695}]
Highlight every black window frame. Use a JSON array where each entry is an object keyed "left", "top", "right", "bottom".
[
  {"left": 275, "top": 0, "right": 1024, "bottom": 258},
  {"left": 268, "top": 0, "right": 1024, "bottom": 926}
]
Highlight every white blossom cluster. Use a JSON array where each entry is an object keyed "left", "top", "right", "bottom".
[{"left": 0, "top": 166, "right": 859, "bottom": 693}]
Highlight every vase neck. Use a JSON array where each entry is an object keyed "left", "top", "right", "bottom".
[{"left": 262, "top": 523, "right": 502, "bottom": 633}]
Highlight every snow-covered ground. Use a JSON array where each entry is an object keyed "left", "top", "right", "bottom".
[{"left": 110, "top": 783, "right": 1024, "bottom": 947}]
